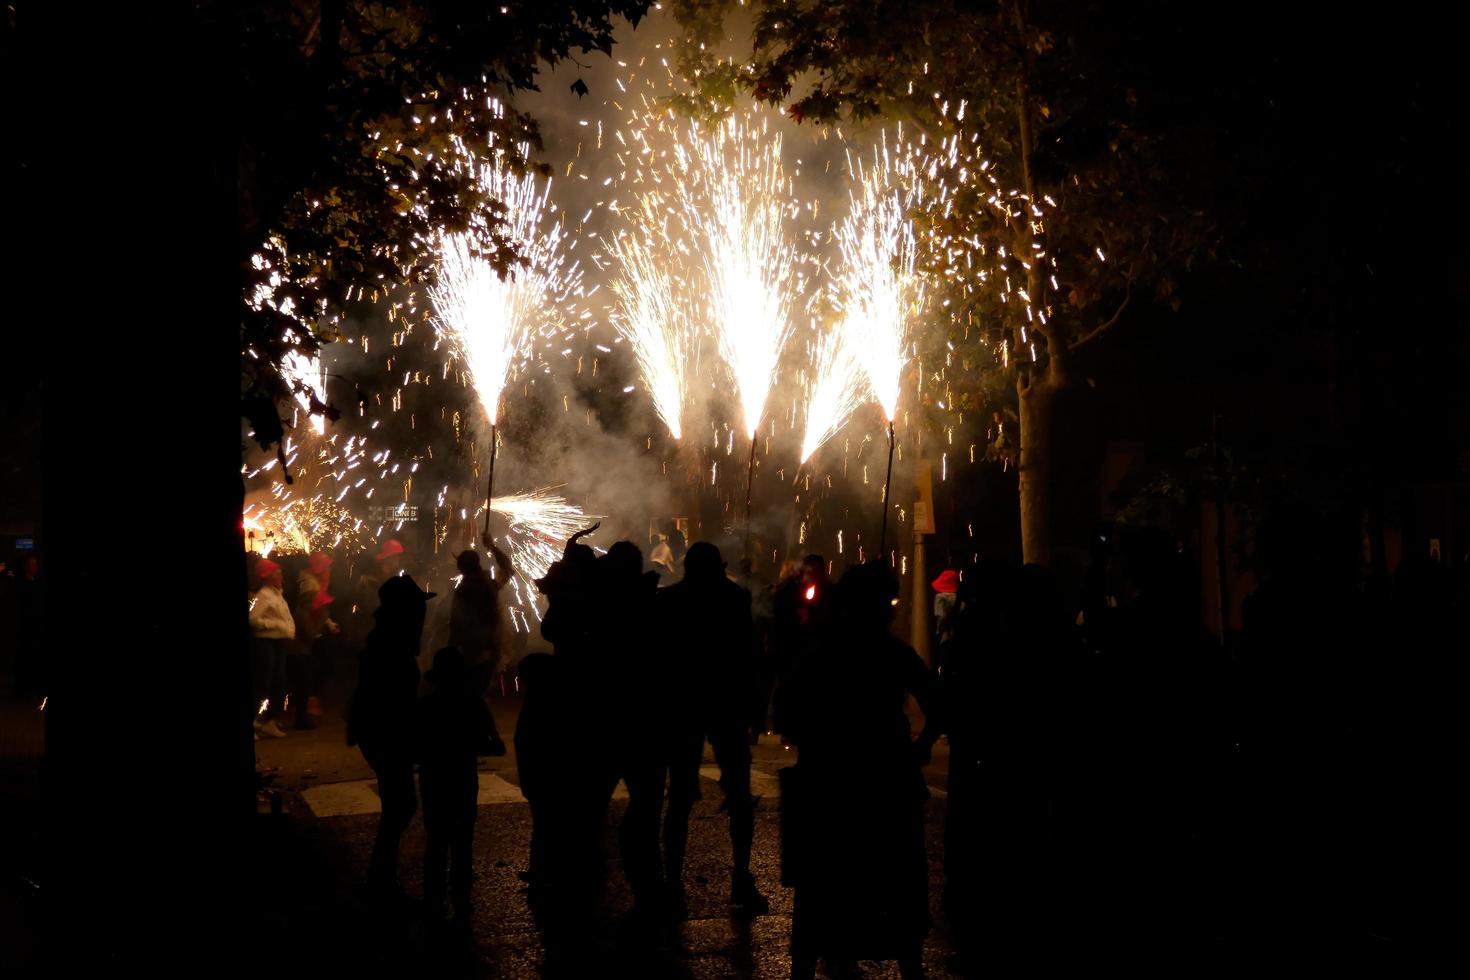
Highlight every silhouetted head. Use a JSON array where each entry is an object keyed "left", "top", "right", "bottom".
[
  {"left": 424, "top": 646, "right": 470, "bottom": 690},
  {"left": 374, "top": 573, "right": 435, "bottom": 641},
  {"left": 1119, "top": 526, "right": 1180, "bottom": 596},
  {"left": 801, "top": 554, "right": 828, "bottom": 585},
  {"left": 684, "top": 541, "right": 726, "bottom": 583},
  {"left": 378, "top": 574, "right": 434, "bottom": 609},
  {"left": 456, "top": 549, "right": 482, "bottom": 576},
  {"left": 603, "top": 540, "right": 644, "bottom": 583},
  {"left": 833, "top": 561, "right": 900, "bottom": 628}
]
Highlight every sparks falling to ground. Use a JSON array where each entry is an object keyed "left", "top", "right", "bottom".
[
  {"left": 799, "top": 317, "right": 870, "bottom": 463},
  {"left": 427, "top": 143, "right": 583, "bottom": 425},
  {"left": 672, "top": 110, "right": 803, "bottom": 439}
]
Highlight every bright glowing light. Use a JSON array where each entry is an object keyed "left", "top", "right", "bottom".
[
  {"left": 606, "top": 196, "right": 691, "bottom": 439},
  {"left": 672, "top": 111, "right": 802, "bottom": 438},
  {"left": 833, "top": 140, "right": 927, "bottom": 422},
  {"left": 427, "top": 144, "right": 582, "bottom": 424},
  {"left": 799, "top": 318, "right": 869, "bottom": 463}
]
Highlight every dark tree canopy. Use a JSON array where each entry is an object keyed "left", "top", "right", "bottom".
[{"left": 239, "top": 0, "right": 651, "bottom": 452}]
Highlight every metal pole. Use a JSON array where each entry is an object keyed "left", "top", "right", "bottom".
[
  {"left": 878, "top": 419, "right": 896, "bottom": 560},
  {"left": 483, "top": 421, "right": 497, "bottom": 537},
  {"left": 744, "top": 432, "right": 758, "bottom": 579}
]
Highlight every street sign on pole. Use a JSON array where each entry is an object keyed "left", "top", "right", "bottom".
[{"left": 913, "top": 464, "right": 936, "bottom": 535}]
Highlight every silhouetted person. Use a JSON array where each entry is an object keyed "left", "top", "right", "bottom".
[
  {"left": 415, "top": 647, "right": 497, "bottom": 927},
  {"left": 346, "top": 574, "right": 436, "bottom": 900},
  {"left": 595, "top": 541, "right": 664, "bottom": 919},
  {"left": 1076, "top": 525, "right": 1220, "bottom": 964},
  {"left": 783, "top": 561, "right": 940, "bottom": 980},
  {"left": 348, "top": 538, "right": 407, "bottom": 670},
  {"left": 930, "top": 568, "right": 960, "bottom": 652},
  {"left": 248, "top": 558, "right": 294, "bottom": 740},
  {"left": 770, "top": 554, "right": 831, "bottom": 738},
  {"left": 942, "top": 561, "right": 1073, "bottom": 975},
  {"left": 660, "top": 541, "right": 769, "bottom": 918},
  {"left": 534, "top": 523, "right": 605, "bottom": 903},
  {"left": 514, "top": 652, "right": 567, "bottom": 899},
  {"left": 451, "top": 534, "right": 513, "bottom": 753}
]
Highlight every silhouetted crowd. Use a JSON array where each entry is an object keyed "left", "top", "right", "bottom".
[{"left": 248, "top": 508, "right": 1463, "bottom": 975}]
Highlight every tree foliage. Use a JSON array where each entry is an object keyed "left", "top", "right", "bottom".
[
  {"left": 669, "top": 0, "right": 1247, "bottom": 458},
  {"left": 239, "top": 0, "right": 651, "bottom": 453}
]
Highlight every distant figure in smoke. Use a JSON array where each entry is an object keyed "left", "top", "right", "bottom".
[
  {"left": 660, "top": 541, "right": 769, "bottom": 919},
  {"left": 415, "top": 646, "right": 497, "bottom": 928},
  {"left": 783, "top": 561, "right": 940, "bottom": 980},
  {"left": 290, "top": 552, "right": 338, "bottom": 730},
  {"left": 347, "top": 574, "right": 436, "bottom": 901},
  {"left": 649, "top": 526, "right": 677, "bottom": 580},
  {"left": 451, "top": 532, "right": 513, "bottom": 754},
  {"left": 665, "top": 521, "right": 687, "bottom": 570},
  {"left": 248, "top": 558, "right": 294, "bottom": 740},
  {"left": 930, "top": 569, "right": 960, "bottom": 653}
]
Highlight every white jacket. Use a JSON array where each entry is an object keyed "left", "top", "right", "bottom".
[{"left": 249, "top": 585, "right": 295, "bottom": 639}]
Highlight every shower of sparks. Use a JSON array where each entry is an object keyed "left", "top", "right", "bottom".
[
  {"left": 605, "top": 195, "right": 692, "bottom": 439},
  {"left": 799, "top": 318, "right": 870, "bottom": 463},
  {"left": 427, "top": 141, "right": 583, "bottom": 425},
  {"left": 672, "top": 110, "right": 804, "bottom": 439},
  {"left": 281, "top": 345, "right": 327, "bottom": 435},
  {"left": 243, "top": 496, "right": 364, "bottom": 556},
  {"left": 482, "top": 485, "right": 601, "bottom": 582},
  {"left": 833, "top": 140, "right": 927, "bottom": 423}
]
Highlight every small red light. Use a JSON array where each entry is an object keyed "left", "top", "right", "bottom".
[{"left": 804, "top": 585, "right": 816, "bottom": 601}]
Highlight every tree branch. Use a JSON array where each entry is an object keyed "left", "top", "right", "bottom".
[
  {"left": 1069, "top": 282, "right": 1131, "bottom": 351},
  {"left": 1069, "top": 231, "right": 1150, "bottom": 351}
]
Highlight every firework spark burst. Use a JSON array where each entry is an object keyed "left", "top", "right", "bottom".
[
  {"left": 799, "top": 318, "right": 870, "bottom": 463},
  {"left": 484, "top": 485, "right": 601, "bottom": 582},
  {"left": 672, "top": 111, "right": 803, "bottom": 439},
  {"left": 605, "top": 194, "right": 692, "bottom": 439},
  {"left": 427, "top": 144, "right": 583, "bottom": 425},
  {"left": 834, "top": 141, "right": 928, "bottom": 423}
]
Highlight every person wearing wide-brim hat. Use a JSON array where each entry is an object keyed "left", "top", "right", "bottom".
[
  {"left": 414, "top": 646, "right": 498, "bottom": 925},
  {"left": 346, "top": 573, "right": 436, "bottom": 900}
]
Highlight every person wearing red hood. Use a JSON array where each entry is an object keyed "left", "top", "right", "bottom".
[
  {"left": 248, "top": 558, "right": 294, "bottom": 739},
  {"left": 290, "top": 552, "right": 340, "bottom": 730},
  {"left": 349, "top": 539, "right": 407, "bottom": 655},
  {"left": 932, "top": 570, "right": 961, "bottom": 653}
]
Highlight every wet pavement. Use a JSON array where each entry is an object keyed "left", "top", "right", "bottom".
[{"left": 249, "top": 695, "right": 958, "bottom": 978}]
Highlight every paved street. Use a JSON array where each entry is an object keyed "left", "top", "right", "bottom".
[{"left": 248, "top": 696, "right": 958, "bottom": 978}]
